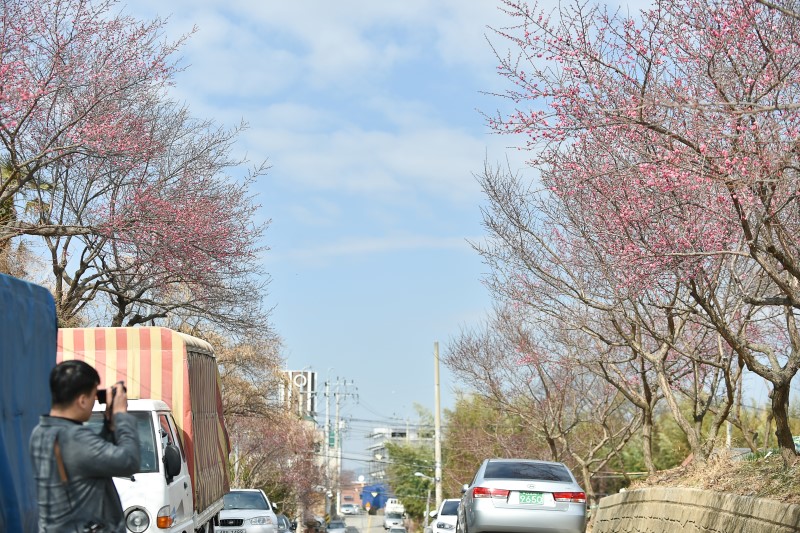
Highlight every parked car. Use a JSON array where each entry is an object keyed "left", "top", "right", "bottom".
[
  {"left": 306, "top": 516, "right": 327, "bottom": 533},
  {"left": 327, "top": 519, "right": 348, "bottom": 533},
  {"left": 383, "top": 512, "right": 404, "bottom": 530},
  {"left": 219, "top": 489, "right": 279, "bottom": 533},
  {"left": 431, "top": 499, "right": 460, "bottom": 533},
  {"left": 456, "top": 459, "right": 586, "bottom": 533},
  {"left": 345, "top": 526, "right": 360, "bottom": 533},
  {"left": 277, "top": 513, "right": 293, "bottom": 533},
  {"left": 341, "top": 503, "right": 361, "bottom": 515}
]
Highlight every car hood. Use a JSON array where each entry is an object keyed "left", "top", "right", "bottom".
[
  {"left": 221, "top": 509, "right": 276, "bottom": 519},
  {"left": 435, "top": 516, "right": 457, "bottom": 526}
]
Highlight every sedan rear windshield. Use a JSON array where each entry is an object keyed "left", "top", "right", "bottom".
[
  {"left": 484, "top": 461, "right": 572, "bottom": 482},
  {"left": 441, "top": 501, "right": 459, "bottom": 515}
]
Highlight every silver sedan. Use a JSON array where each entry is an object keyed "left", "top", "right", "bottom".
[{"left": 456, "top": 459, "right": 586, "bottom": 533}]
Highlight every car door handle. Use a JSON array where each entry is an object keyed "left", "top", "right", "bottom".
[{"left": 184, "top": 482, "right": 188, "bottom": 489}]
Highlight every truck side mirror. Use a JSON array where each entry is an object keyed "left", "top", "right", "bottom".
[{"left": 163, "top": 444, "right": 182, "bottom": 482}]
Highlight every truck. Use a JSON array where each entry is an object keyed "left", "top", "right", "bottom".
[
  {"left": 385, "top": 498, "right": 405, "bottom": 515},
  {"left": 0, "top": 273, "right": 57, "bottom": 533},
  {"left": 58, "top": 326, "right": 230, "bottom": 533}
]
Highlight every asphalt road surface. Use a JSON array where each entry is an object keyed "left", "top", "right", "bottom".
[{"left": 344, "top": 512, "right": 391, "bottom": 533}]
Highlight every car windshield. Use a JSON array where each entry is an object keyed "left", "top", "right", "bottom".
[
  {"left": 329, "top": 522, "right": 346, "bottom": 529},
  {"left": 387, "top": 513, "right": 402, "bottom": 519},
  {"left": 484, "top": 461, "right": 572, "bottom": 482},
  {"left": 223, "top": 491, "right": 269, "bottom": 510},
  {"left": 87, "top": 412, "right": 157, "bottom": 474},
  {"left": 441, "top": 501, "right": 459, "bottom": 515}
]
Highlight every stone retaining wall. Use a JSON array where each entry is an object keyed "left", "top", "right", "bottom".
[{"left": 592, "top": 487, "right": 800, "bottom": 532}]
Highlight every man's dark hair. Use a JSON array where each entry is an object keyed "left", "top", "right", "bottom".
[{"left": 50, "top": 360, "right": 100, "bottom": 406}]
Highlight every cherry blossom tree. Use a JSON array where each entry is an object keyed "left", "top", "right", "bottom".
[
  {"left": 446, "top": 307, "right": 641, "bottom": 502},
  {"left": 0, "top": 0, "right": 268, "bottom": 332},
  {"left": 488, "top": 0, "right": 800, "bottom": 462},
  {"left": 476, "top": 161, "right": 748, "bottom": 465},
  {"left": 0, "top": 0, "right": 182, "bottom": 225},
  {"left": 216, "top": 333, "right": 325, "bottom": 508}
]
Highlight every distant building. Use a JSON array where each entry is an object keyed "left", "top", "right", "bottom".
[
  {"left": 280, "top": 370, "right": 318, "bottom": 417},
  {"left": 368, "top": 426, "right": 433, "bottom": 481}
]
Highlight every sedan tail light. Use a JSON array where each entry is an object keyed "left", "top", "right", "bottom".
[
  {"left": 472, "top": 487, "right": 510, "bottom": 499},
  {"left": 552, "top": 492, "right": 586, "bottom": 503}
]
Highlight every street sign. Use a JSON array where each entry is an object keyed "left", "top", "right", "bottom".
[{"left": 371, "top": 492, "right": 378, "bottom": 497}]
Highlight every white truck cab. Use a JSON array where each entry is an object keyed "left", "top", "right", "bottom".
[{"left": 90, "top": 399, "right": 221, "bottom": 532}]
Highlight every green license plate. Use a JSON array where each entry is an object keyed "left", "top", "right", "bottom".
[{"left": 519, "top": 491, "right": 544, "bottom": 504}]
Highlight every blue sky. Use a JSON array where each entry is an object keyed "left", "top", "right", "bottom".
[
  {"left": 125, "top": 0, "right": 779, "bottom": 476},
  {"left": 123, "top": 0, "right": 534, "bottom": 473}
]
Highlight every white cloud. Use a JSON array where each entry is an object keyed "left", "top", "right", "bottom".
[
  {"left": 125, "top": 1, "right": 538, "bottom": 207},
  {"left": 269, "top": 234, "right": 475, "bottom": 265},
  {"left": 128, "top": 0, "right": 506, "bottom": 93},
  {"left": 243, "top": 122, "right": 487, "bottom": 201}
]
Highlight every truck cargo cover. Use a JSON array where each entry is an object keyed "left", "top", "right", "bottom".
[
  {"left": 0, "top": 274, "right": 57, "bottom": 533},
  {"left": 58, "top": 327, "right": 230, "bottom": 513}
]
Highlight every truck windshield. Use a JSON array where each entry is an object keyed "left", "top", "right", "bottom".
[{"left": 88, "top": 412, "right": 158, "bottom": 474}]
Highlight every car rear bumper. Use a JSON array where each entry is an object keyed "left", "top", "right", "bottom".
[{"left": 468, "top": 503, "right": 585, "bottom": 533}]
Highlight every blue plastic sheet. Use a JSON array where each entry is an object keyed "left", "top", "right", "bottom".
[
  {"left": 360, "top": 483, "right": 391, "bottom": 510},
  {"left": 0, "top": 274, "right": 57, "bottom": 533}
]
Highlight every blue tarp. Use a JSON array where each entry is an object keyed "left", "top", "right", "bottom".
[
  {"left": 360, "top": 483, "right": 391, "bottom": 511},
  {"left": 0, "top": 274, "right": 57, "bottom": 533}
]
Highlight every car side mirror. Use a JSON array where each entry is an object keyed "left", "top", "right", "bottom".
[
  {"left": 163, "top": 444, "right": 182, "bottom": 482},
  {"left": 429, "top": 511, "right": 437, "bottom": 518},
  {"left": 461, "top": 484, "right": 469, "bottom": 494}
]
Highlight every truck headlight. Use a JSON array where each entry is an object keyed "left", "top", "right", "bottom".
[
  {"left": 251, "top": 516, "right": 275, "bottom": 525},
  {"left": 126, "top": 508, "right": 150, "bottom": 532}
]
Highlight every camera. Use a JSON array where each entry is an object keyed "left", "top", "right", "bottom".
[{"left": 96, "top": 382, "right": 126, "bottom": 404}]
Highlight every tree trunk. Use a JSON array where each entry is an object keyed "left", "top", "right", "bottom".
[
  {"left": 656, "top": 367, "right": 705, "bottom": 462},
  {"left": 770, "top": 382, "right": 797, "bottom": 466},
  {"left": 641, "top": 409, "right": 656, "bottom": 474},
  {"left": 579, "top": 464, "right": 595, "bottom": 505}
]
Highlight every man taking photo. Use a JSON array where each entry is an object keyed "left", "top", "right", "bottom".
[{"left": 30, "top": 360, "right": 140, "bottom": 532}]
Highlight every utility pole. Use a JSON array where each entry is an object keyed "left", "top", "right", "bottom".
[
  {"left": 334, "top": 378, "right": 341, "bottom": 517},
  {"left": 325, "top": 376, "right": 331, "bottom": 519},
  {"left": 434, "top": 342, "right": 443, "bottom": 510},
  {"left": 333, "top": 379, "right": 356, "bottom": 518}
]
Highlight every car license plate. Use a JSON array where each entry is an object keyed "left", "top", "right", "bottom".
[{"left": 519, "top": 491, "right": 544, "bottom": 504}]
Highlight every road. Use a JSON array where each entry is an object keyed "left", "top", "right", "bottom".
[{"left": 343, "top": 513, "right": 391, "bottom": 533}]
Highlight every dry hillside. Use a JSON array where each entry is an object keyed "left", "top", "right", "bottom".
[{"left": 630, "top": 452, "right": 800, "bottom": 505}]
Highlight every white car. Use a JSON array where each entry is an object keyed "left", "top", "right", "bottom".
[
  {"left": 383, "top": 512, "right": 404, "bottom": 530},
  {"left": 219, "top": 489, "right": 279, "bottom": 533},
  {"left": 431, "top": 499, "right": 459, "bottom": 533},
  {"left": 341, "top": 504, "right": 361, "bottom": 515}
]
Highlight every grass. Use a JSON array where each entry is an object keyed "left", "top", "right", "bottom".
[{"left": 629, "top": 451, "right": 800, "bottom": 505}]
